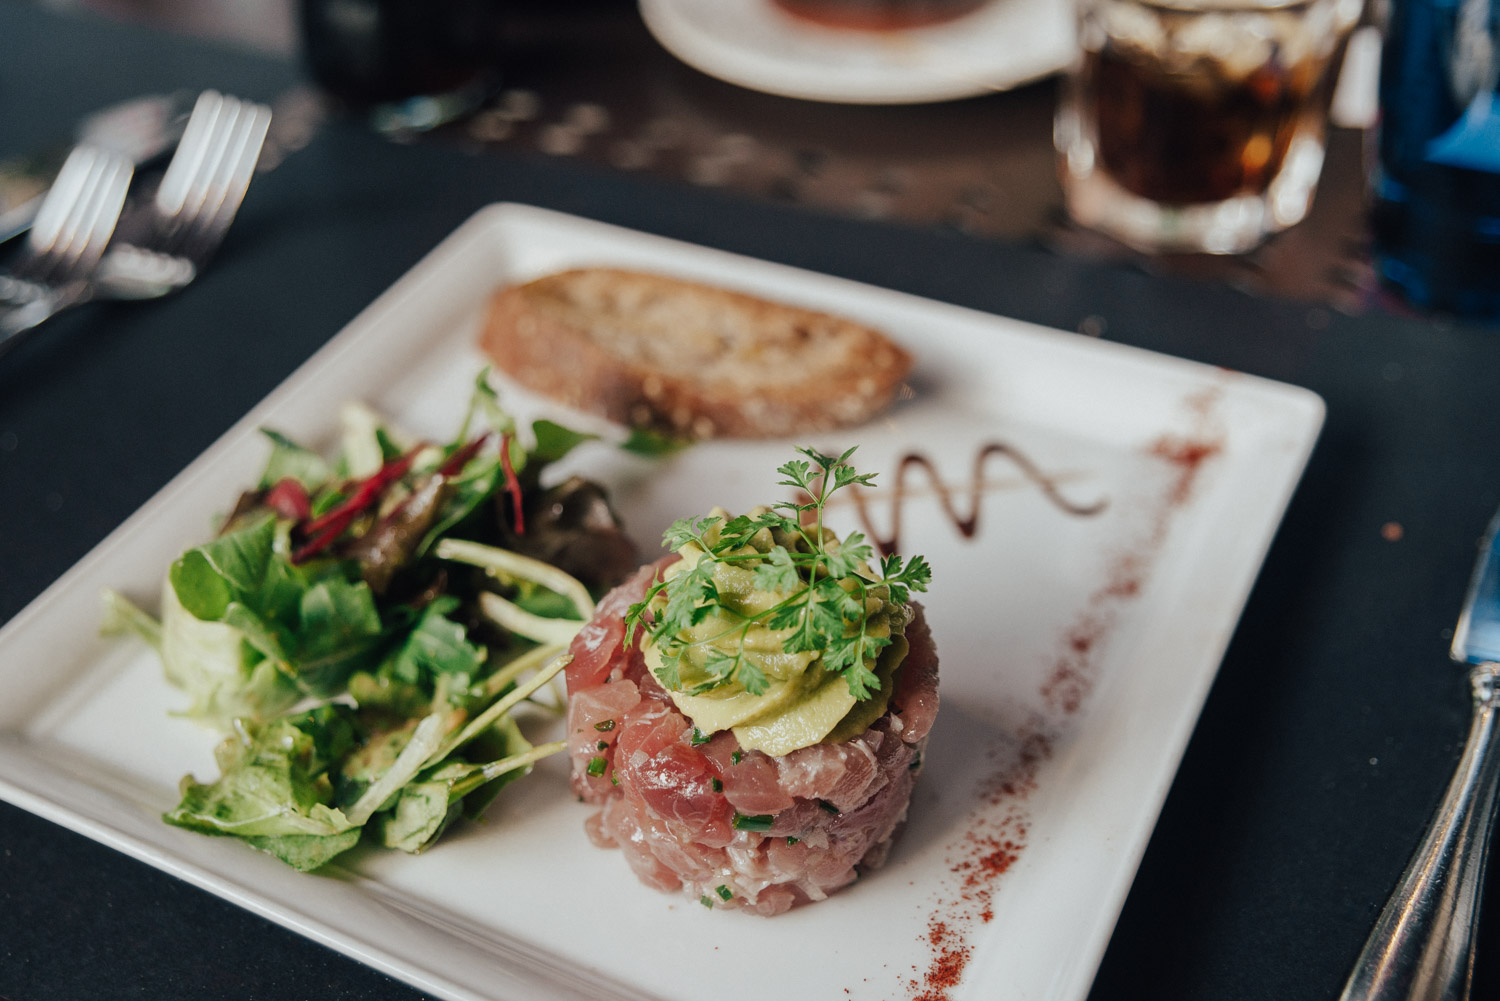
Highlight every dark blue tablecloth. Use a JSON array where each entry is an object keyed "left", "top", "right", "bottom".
[{"left": 3, "top": 4, "right": 1500, "bottom": 999}]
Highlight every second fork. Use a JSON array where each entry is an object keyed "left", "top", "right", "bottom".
[{"left": 94, "top": 90, "right": 272, "bottom": 300}]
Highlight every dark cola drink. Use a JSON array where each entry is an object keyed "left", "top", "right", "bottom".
[
  {"left": 769, "top": 0, "right": 991, "bottom": 31},
  {"left": 1055, "top": 0, "right": 1362, "bottom": 254},
  {"left": 1088, "top": 42, "right": 1334, "bottom": 204}
]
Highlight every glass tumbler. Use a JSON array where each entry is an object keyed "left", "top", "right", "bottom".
[{"left": 1055, "top": 0, "right": 1364, "bottom": 254}]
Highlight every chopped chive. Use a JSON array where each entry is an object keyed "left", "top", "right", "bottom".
[
  {"left": 587, "top": 756, "right": 607, "bottom": 777},
  {"left": 690, "top": 728, "right": 711, "bottom": 746},
  {"left": 700, "top": 895, "right": 714, "bottom": 909},
  {"left": 611, "top": 773, "right": 619, "bottom": 786},
  {"left": 732, "top": 812, "right": 774, "bottom": 832},
  {"left": 731, "top": 750, "right": 743, "bottom": 765},
  {"left": 594, "top": 719, "right": 616, "bottom": 732},
  {"left": 715, "top": 884, "right": 733, "bottom": 901},
  {"left": 597, "top": 740, "right": 609, "bottom": 751},
  {"left": 786, "top": 836, "right": 800, "bottom": 845},
  {"left": 818, "top": 800, "right": 840, "bottom": 815},
  {"left": 711, "top": 778, "right": 723, "bottom": 792}
]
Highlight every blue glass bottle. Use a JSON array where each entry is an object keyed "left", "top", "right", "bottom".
[{"left": 1372, "top": 0, "right": 1500, "bottom": 320}]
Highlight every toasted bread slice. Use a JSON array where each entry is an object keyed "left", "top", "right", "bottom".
[{"left": 479, "top": 268, "right": 912, "bottom": 439}]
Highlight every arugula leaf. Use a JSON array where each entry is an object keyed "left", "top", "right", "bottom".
[
  {"left": 292, "top": 577, "right": 384, "bottom": 695},
  {"left": 382, "top": 596, "right": 486, "bottom": 693},
  {"left": 530, "top": 419, "right": 596, "bottom": 465},
  {"left": 621, "top": 427, "right": 691, "bottom": 457},
  {"left": 169, "top": 515, "right": 277, "bottom": 621}
]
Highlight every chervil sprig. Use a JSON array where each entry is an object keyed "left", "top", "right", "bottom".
[{"left": 623, "top": 447, "right": 931, "bottom": 701}]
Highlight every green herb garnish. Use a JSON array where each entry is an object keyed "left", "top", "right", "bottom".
[
  {"left": 594, "top": 719, "right": 616, "bottom": 732},
  {"left": 624, "top": 447, "right": 931, "bottom": 701},
  {"left": 716, "top": 884, "right": 734, "bottom": 901},
  {"left": 711, "top": 777, "right": 723, "bottom": 792},
  {"left": 587, "top": 756, "right": 607, "bottom": 777},
  {"left": 732, "top": 812, "right": 774, "bottom": 832}
]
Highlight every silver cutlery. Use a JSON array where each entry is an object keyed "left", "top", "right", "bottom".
[
  {"left": 0, "top": 145, "right": 133, "bottom": 349},
  {"left": 0, "top": 92, "right": 192, "bottom": 247},
  {"left": 93, "top": 90, "right": 272, "bottom": 300},
  {"left": 1339, "top": 505, "right": 1500, "bottom": 1001}
]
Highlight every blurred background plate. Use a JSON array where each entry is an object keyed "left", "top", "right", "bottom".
[{"left": 638, "top": 0, "right": 1076, "bottom": 104}]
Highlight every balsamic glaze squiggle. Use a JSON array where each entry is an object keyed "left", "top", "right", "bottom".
[{"left": 832, "top": 443, "right": 1109, "bottom": 557}]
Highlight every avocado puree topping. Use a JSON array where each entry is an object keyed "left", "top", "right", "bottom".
[{"left": 642, "top": 506, "right": 912, "bottom": 756}]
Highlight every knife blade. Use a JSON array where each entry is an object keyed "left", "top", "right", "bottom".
[
  {"left": 0, "top": 92, "right": 193, "bottom": 246},
  {"left": 1341, "top": 505, "right": 1500, "bottom": 1001},
  {"left": 1452, "top": 507, "right": 1500, "bottom": 665}
]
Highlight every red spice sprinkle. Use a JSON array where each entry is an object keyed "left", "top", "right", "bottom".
[
  {"left": 1149, "top": 435, "right": 1224, "bottom": 507},
  {"left": 904, "top": 390, "right": 1224, "bottom": 1001}
]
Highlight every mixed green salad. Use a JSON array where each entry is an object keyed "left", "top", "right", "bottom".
[{"left": 104, "top": 372, "right": 637, "bottom": 871}]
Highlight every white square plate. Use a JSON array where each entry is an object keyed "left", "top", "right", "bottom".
[{"left": 0, "top": 204, "right": 1322, "bottom": 1001}]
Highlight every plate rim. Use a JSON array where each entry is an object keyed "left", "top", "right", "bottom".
[{"left": 637, "top": 0, "right": 1077, "bottom": 104}]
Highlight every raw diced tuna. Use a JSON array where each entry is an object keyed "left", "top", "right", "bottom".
[{"left": 564, "top": 565, "right": 939, "bottom": 914}]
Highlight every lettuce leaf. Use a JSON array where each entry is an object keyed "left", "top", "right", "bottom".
[
  {"left": 165, "top": 706, "right": 361, "bottom": 870},
  {"left": 162, "top": 514, "right": 384, "bottom": 723},
  {"left": 383, "top": 596, "right": 485, "bottom": 686},
  {"left": 257, "top": 429, "right": 330, "bottom": 489},
  {"left": 375, "top": 715, "right": 535, "bottom": 854},
  {"left": 160, "top": 581, "right": 299, "bottom": 725}
]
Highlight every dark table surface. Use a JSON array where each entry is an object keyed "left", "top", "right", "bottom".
[{"left": 4, "top": 4, "right": 1500, "bottom": 1000}]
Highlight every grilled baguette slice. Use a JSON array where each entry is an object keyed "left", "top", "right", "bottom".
[{"left": 479, "top": 268, "right": 912, "bottom": 439}]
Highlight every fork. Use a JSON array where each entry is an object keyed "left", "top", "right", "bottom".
[
  {"left": 93, "top": 90, "right": 272, "bottom": 300},
  {"left": 0, "top": 145, "right": 133, "bottom": 349}
]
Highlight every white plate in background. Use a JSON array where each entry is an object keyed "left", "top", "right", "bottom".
[
  {"left": 639, "top": 0, "right": 1076, "bottom": 104},
  {"left": 0, "top": 203, "right": 1321, "bottom": 1001}
]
